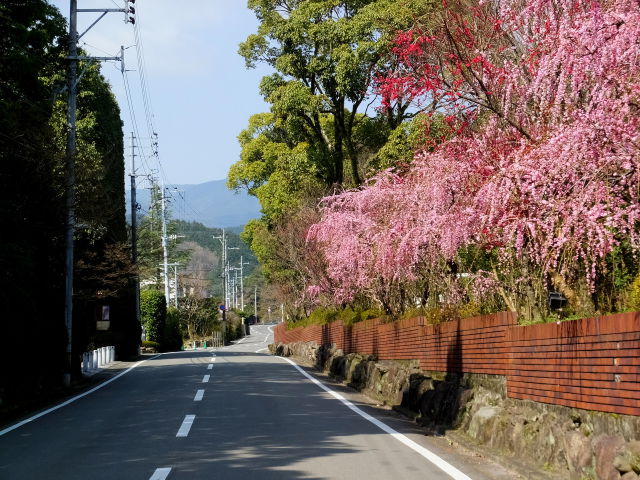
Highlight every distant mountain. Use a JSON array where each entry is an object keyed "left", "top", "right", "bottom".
[{"left": 126, "top": 179, "right": 261, "bottom": 228}]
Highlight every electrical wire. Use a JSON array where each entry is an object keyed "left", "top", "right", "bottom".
[{"left": 117, "top": 2, "right": 211, "bottom": 229}]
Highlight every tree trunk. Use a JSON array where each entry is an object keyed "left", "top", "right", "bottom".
[{"left": 550, "top": 270, "right": 596, "bottom": 317}]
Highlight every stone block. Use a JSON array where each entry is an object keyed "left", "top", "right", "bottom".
[
  {"left": 563, "top": 431, "right": 592, "bottom": 473},
  {"left": 614, "top": 441, "right": 640, "bottom": 475},
  {"left": 594, "top": 435, "right": 626, "bottom": 480},
  {"left": 621, "top": 472, "right": 639, "bottom": 480},
  {"left": 467, "top": 406, "right": 501, "bottom": 442}
]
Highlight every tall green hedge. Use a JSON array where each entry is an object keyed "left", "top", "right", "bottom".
[
  {"left": 140, "top": 290, "right": 166, "bottom": 342},
  {"left": 163, "top": 307, "right": 184, "bottom": 351}
]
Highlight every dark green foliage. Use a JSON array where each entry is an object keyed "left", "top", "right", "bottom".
[
  {"left": 0, "top": 1, "right": 68, "bottom": 409},
  {"left": 0, "top": 1, "right": 138, "bottom": 413},
  {"left": 140, "top": 290, "right": 166, "bottom": 342},
  {"left": 162, "top": 307, "right": 184, "bottom": 352}
]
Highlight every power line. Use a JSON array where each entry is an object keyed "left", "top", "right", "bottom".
[
  {"left": 116, "top": 2, "right": 211, "bottom": 229},
  {"left": 121, "top": 70, "right": 153, "bottom": 177}
]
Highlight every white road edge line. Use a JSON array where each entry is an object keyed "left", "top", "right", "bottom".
[
  {"left": 194, "top": 389, "right": 205, "bottom": 401},
  {"left": 255, "top": 347, "right": 268, "bottom": 353},
  {"left": 149, "top": 467, "right": 172, "bottom": 480},
  {"left": 207, "top": 364, "right": 213, "bottom": 370},
  {"left": 202, "top": 374, "right": 210, "bottom": 383},
  {"left": 0, "top": 353, "right": 163, "bottom": 437},
  {"left": 176, "top": 414, "right": 196, "bottom": 437},
  {"left": 280, "top": 357, "right": 473, "bottom": 480}
]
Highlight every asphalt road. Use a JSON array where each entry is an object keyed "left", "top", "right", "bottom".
[{"left": 0, "top": 324, "right": 517, "bottom": 480}]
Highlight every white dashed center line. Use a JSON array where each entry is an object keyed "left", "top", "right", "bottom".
[
  {"left": 149, "top": 467, "right": 171, "bottom": 480},
  {"left": 194, "top": 389, "right": 204, "bottom": 401},
  {"left": 207, "top": 364, "right": 213, "bottom": 370},
  {"left": 202, "top": 374, "right": 210, "bottom": 383},
  {"left": 176, "top": 415, "right": 195, "bottom": 437}
]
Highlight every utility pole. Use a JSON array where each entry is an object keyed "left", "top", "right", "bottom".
[
  {"left": 173, "top": 264, "right": 179, "bottom": 307},
  {"left": 64, "top": 0, "right": 132, "bottom": 387},
  {"left": 212, "top": 230, "right": 226, "bottom": 306},
  {"left": 63, "top": 0, "right": 79, "bottom": 388},
  {"left": 213, "top": 230, "right": 240, "bottom": 310},
  {"left": 229, "top": 266, "right": 235, "bottom": 308},
  {"left": 233, "top": 269, "right": 238, "bottom": 308},
  {"left": 254, "top": 285, "right": 257, "bottom": 323},
  {"left": 159, "top": 262, "right": 180, "bottom": 307},
  {"left": 239, "top": 256, "right": 249, "bottom": 311},
  {"left": 161, "top": 184, "right": 170, "bottom": 304},
  {"left": 227, "top": 244, "right": 239, "bottom": 308},
  {"left": 130, "top": 132, "right": 141, "bottom": 331}
]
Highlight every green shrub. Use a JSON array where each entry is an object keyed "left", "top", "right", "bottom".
[
  {"left": 402, "top": 302, "right": 483, "bottom": 325},
  {"left": 336, "top": 307, "right": 385, "bottom": 325},
  {"left": 288, "top": 306, "right": 386, "bottom": 329},
  {"left": 162, "top": 307, "right": 184, "bottom": 352},
  {"left": 308, "top": 306, "right": 339, "bottom": 324},
  {"left": 141, "top": 340, "right": 160, "bottom": 351},
  {"left": 628, "top": 273, "right": 640, "bottom": 311},
  {"left": 235, "top": 322, "right": 245, "bottom": 339},
  {"left": 360, "top": 308, "right": 384, "bottom": 321},
  {"left": 336, "top": 307, "right": 359, "bottom": 325},
  {"left": 140, "top": 289, "right": 166, "bottom": 342}
]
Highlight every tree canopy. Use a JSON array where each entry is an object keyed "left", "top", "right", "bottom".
[
  {"left": 230, "top": 0, "right": 445, "bottom": 311},
  {"left": 0, "top": 0, "right": 137, "bottom": 406}
]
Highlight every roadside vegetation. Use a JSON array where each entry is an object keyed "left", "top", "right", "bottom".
[
  {"left": 231, "top": 0, "right": 640, "bottom": 328},
  {"left": 1, "top": 1, "right": 138, "bottom": 410}
]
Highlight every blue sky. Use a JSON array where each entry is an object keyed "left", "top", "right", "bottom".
[{"left": 50, "top": 0, "right": 271, "bottom": 187}]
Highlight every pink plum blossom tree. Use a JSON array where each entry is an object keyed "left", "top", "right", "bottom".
[{"left": 307, "top": 0, "right": 640, "bottom": 321}]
